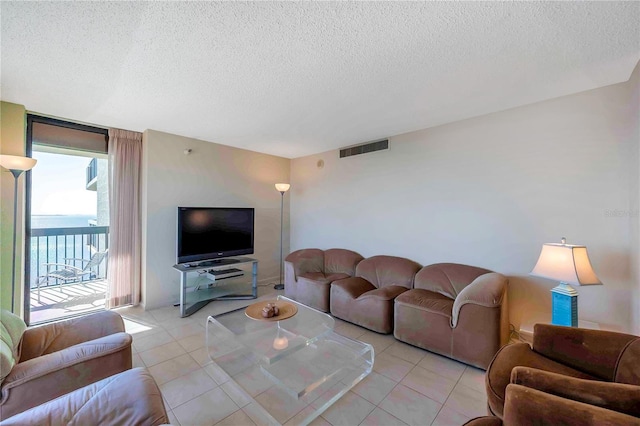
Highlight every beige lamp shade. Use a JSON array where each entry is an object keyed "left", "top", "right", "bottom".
[
  {"left": 0, "top": 155, "right": 37, "bottom": 171},
  {"left": 275, "top": 183, "right": 290, "bottom": 192},
  {"left": 531, "top": 243, "right": 601, "bottom": 286}
]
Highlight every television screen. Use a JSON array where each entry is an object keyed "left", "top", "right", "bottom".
[{"left": 177, "top": 207, "right": 254, "bottom": 264}]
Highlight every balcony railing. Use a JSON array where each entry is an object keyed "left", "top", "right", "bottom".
[{"left": 30, "top": 226, "right": 109, "bottom": 289}]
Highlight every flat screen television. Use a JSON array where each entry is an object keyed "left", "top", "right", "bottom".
[{"left": 177, "top": 207, "right": 254, "bottom": 264}]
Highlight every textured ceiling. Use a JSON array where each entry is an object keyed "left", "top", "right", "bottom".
[{"left": 1, "top": 2, "right": 639, "bottom": 158}]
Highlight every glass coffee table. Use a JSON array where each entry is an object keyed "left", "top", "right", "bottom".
[{"left": 206, "top": 296, "right": 374, "bottom": 425}]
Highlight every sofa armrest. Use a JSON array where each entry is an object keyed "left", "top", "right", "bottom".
[
  {"left": 3, "top": 333, "right": 131, "bottom": 390},
  {"left": 20, "top": 310, "right": 125, "bottom": 361},
  {"left": 532, "top": 324, "right": 639, "bottom": 381},
  {"left": 510, "top": 366, "right": 640, "bottom": 418},
  {"left": 451, "top": 272, "right": 507, "bottom": 327},
  {"left": 1, "top": 332, "right": 132, "bottom": 418},
  {"left": 503, "top": 384, "right": 639, "bottom": 425}
]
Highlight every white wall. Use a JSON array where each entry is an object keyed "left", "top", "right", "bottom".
[
  {"left": 141, "top": 130, "right": 290, "bottom": 310},
  {"left": 628, "top": 62, "right": 640, "bottom": 336},
  {"left": 291, "top": 73, "right": 640, "bottom": 333}
]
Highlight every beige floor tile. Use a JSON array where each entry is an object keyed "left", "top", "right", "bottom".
[
  {"left": 254, "top": 387, "right": 309, "bottom": 424},
  {"left": 140, "top": 341, "right": 187, "bottom": 367},
  {"left": 242, "top": 402, "right": 279, "bottom": 426},
  {"left": 351, "top": 371, "right": 396, "bottom": 405},
  {"left": 149, "top": 305, "right": 181, "bottom": 323},
  {"left": 284, "top": 406, "right": 331, "bottom": 426},
  {"left": 443, "top": 384, "right": 487, "bottom": 419},
  {"left": 221, "top": 380, "right": 253, "bottom": 408},
  {"left": 216, "top": 408, "right": 257, "bottom": 426},
  {"left": 204, "top": 362, "right": 232, "bottom": 385},
  {"left": 172, "top": 387, "right": 238, "bottom": 426},
  {"left": 379, "top": 384, "right": 441, "bottom": 426},
  {"left": 458, "top": 366, "right": 486, "bottom": 394},
  {"left": 400, "top": 365, "right": 457, "bottom": 404},
  {"left": 148, "top": 353, "right": 201, "bottom": 385},
  {"left": 358, "top": 331, "right": 395, "bottom": 354},
  {"left": 334, "top": 322, "right": 367, "bottom": 339},
  {"left": 133, "top": 329, "right": 175, "bottom": 353},
  {"left": 382, "top": 341, "right": 426, "bottom": 365},
  {"left": 160, "top": 368, "right": 218, "bottom": 409},
  {"left": 320, "top": 391, "right": 375, "bottom": 426},
  {"left": 165, "top": 321, "right": 206, "bottom": 340},
  {"left": 132, "top": 353, "right": 145, "bottom": 368},
  {"left": 177, "top": 333, "right": 206, "bottom": 352},
  {"left": 372, "top": 352, "right": 414, "bottom": 382},
  {"left": 359, "top": 407, "right": 408, "bottom": 426},
  {"left": 235, "top": 366, "right": 276, "bottom": 397},
  {"left": 416, "top": 352, "right": 466, "bottom": 381},
  {"left": 166, "top": 409, "right": 181, "bottom": 426},
  {"left": 190, "top": 347, "right": 213, "bottom": 366},
  {"left": 431, "top": 406, "right": 472, "bottom": 426}
]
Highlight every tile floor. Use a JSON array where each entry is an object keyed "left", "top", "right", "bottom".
[{"left": 116, "top": 291, "right": 487, "bottom": 426}]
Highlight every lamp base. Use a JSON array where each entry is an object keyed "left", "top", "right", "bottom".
[
  {"left": 551, "top": 282, "right": 578, "bottom": 327},
  {"left": 274, "top": 284, "right": 284, "bottom": 290}
]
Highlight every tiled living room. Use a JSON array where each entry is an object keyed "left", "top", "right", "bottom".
[
  {"left": 1, "top": 2, "right": 640, "bottom": 426},
  {"left": 119, "top": 294, "right": 487, "bottom": 426}
]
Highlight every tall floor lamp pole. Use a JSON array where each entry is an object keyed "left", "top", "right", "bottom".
[
  {"left": 0, "top": 155, "right": 37, "bottom": 313},
  {"left": 274, "top": 183, "right": 290, "bottom": 290}
]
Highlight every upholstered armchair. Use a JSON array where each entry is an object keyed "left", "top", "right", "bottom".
[
  {"left": 284, "top": 248, "right": 363, "bottom": 312},
  {"left": 466, "top": 381, "right": 640, "bottom": 426},
  {"left": 330, "top": 255, "right": 421, "bottom": 333},
  {"left": 394, "top": 263, "right": 509, "bottom": 369},
  {"left": 0, "top": 310, "right": 132, "bottom": 419},
  {"left": 486, "top": 324, "right": 640, "bottom": 419}
]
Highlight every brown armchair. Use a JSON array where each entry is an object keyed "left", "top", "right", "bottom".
[
  {"left": 466, "top": 382, "right": 640, "bottom": 426},
  {"left": 330, "top": 255, "right": 421, "bottom": 334},
  {"left": 394, "top": 263, "right": 509, "bottom": 369},
  {"left": 284, "top": 248, "right": 363, "bottom": 312},
  {"left": 0, "top": 310, "right": 132, "bottom": 419},
  {"left": 486, "top": 324, "right": 640, "bottom": 419}
]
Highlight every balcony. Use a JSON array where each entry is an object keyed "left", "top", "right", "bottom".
[
  {"left": 30, "top": 226, "right": 109, "bottom": 323},
  {"left": 86, "top": 158, "right": 98, "bottom": 190}
]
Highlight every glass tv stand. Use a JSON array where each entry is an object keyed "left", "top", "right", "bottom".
[{"left": 173, "top": 257, "right": 257, "bottom": 317}]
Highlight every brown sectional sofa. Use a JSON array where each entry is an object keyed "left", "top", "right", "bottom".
[
  {"left": 284, "top": 248, "right": 363, "bottom": 312},
  {"left": 285, "top": 248, "right": 510, "bottom": 368},
  {"left": 330, "top": 255, "right": 421, "bottom": 334},
  {"left": 394, "top": 263, "right": 509, "bottom": 369}
]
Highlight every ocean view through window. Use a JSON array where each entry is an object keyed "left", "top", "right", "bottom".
[{"left": 29, "top": 147, "right": 109, "bottom": 323}]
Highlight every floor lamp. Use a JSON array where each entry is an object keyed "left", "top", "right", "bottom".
[
  {"left": 0, "top": 155, "right": 38, "bottom": 313},
  {"left": 274, "top": 183, "right": 290, "bottom": 290}
]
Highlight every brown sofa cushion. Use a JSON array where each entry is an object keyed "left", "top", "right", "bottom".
[
  {"left": 395, "top": 289, "right": 453, "bottom": 319},
  {"left": 486, "top": 342, "right": 596, "bottom": 418},
  {"left": 1, "top": 368, "right": 167, "bottom": 426},
  {"left": 533, "top": 324, "right": 640, "bottom": 383},
  {"left": 355, "top": 255, "right": 421, "bottom": 289},
  {"left": 414, "top": 263, "right": 492, "bottom": 299},
  {"left": 298, "top": 272, "right": 349, "bottom": 284},
  {"left": 510, "top": 367, "right": 640, "bottom": 418},
  {"left": 324, "top": 249, "right": 363, "bottom": 275}
]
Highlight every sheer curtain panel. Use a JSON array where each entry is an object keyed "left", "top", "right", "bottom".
[{"left": 107, "top": 129, "right": 142, "bottom": 308}]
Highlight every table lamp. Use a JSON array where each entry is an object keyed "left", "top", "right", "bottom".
[{"left": 530, "top": 237, "right": 601, "bottom": 327}]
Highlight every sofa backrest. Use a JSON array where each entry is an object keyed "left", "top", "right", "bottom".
[
  {"left": 356, "top": 255, "right": 421, "bottom": 289},
  {"left": 324, "top": 249, "right": 364, "bottom": 275},
  {"left": 285, "top": 249, "right": 324, "bottom": 276},
  {"left": 414, "top": 263, "right": 493, "bottom": 299}
]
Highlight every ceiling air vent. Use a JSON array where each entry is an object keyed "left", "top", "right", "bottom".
[{"left": 340, "top": 139, "right": 389, "bottom": 158}]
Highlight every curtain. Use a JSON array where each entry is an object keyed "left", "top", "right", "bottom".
[{"left": 107, "top": 129, "right": 142, "bottom": 308}]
